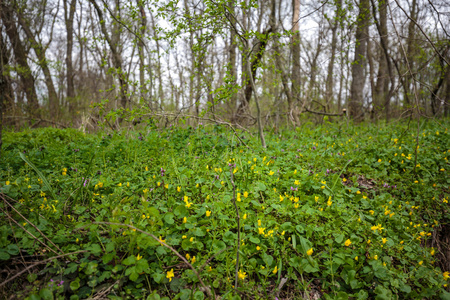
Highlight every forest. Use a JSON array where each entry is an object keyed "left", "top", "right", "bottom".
[{"left": 0, "top": 0, "right": 449, "bottom": 299}]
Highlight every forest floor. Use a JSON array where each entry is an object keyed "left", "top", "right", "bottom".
[{"left": 0, "top": 121, "right": 449, "bottom": 300}]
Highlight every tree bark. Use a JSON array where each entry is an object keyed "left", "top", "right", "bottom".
[
  {"left": 17, "top": 9, "right": 59, "bottom": 117},
  {"left": 349, "top": 0, "right": 370, "bottom": 121},
  {"left": 235, "top": 28, "right": 273, "bottom": 120},
  {"left": 137, "top": 0, "right": 147, "bottom": 105},
  {"left": 64, "top": 0, "right": 77, "bottom": 113},
  {"left": 291, "top": 0, "right": 301, "bottom": 123},
  {"left": 325, "top": 0, "right": 341, "bottom": 113},
  {"left": 1, "top": 3, "right": 40, "bottom": 117},
  {"left": 89, "top": 0, "right": 128, "bottom": 109},
  {"left": 228, "top": 0, "right": 237, "bottom": 114}
]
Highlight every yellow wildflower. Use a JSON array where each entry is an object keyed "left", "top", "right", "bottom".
[
  {"left": 272, "top": 266, "right": 278, "bottom": 274},
  {"left": 444, "top": 271, "right": 449, "bottom": 280},
  {"left": 307, "top": 248, "right": 313, "bottom": 256},
  {"left": 206, "top": 210, "right": 211, "bottom": 217},
  {"left": 166, "top": 269, "right": 174, "bottom": 282},
  {"left": 238, "top": 270, "right": 246, "bottom": 280},
  {"left": 344, "top": 239, "right": 352, "bottom": 246}
]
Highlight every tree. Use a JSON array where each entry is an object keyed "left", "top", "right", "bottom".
[
  {"left": 64, "top": 0, "right": 77, "bottom": 113},
  {"left": 349, "top": 0, "right": 370, "bottom": 120},
  {"left": 1, "top": 1, "right": 39, "bottom": 117},
  {"left": 89, "top": 0, "right": 129, "bottom": 110}
]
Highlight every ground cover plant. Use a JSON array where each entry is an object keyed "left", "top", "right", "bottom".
[{"left": 0, "top": 121, "right": 449, "bottom": 300}]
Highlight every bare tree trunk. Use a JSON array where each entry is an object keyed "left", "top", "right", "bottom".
[
  {"left": 405, "top": 0, "right": 417, "bottom": 105},
  {"left": 16, "top": 10, "right": 59, "bottom": 117},
  {"left": 325, "top": 0, "right": 341, "bottom": 113},
  {"left": 371, "top": 0, "right": 395, "bottom": 121},
  {"left": 235, "top": 28, "right": 273, "bottom": 120},
  {"left": 367, "top": 40, "right": 376, "bottom": 119},
  {"left": 445, "top": 66, "right": 450, "bottom": 118},
  {"left": 1, "top": 3, "right": 40, "bottom": 117},
  {"left": 64, "top": 0, "right": 77, "bottom": 113},
  {"left": 228, "top": 1, "right": 237, "bottom": 114},
  {"left": 136, "top": 0, "right": 146, "bottom": 105},
  {"left": 89, "top": 0, "right": 128, "bottom": 110},
  {"left": 291, "top": 0, "right": 300, "bottom": 124},
  {"left": 349, "top": 0, "right": 370, "bottom": 121}
]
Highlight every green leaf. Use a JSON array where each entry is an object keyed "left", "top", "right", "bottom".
[
  {"left": 136, "top": 259, "right": 149, "bottom": 273},
  {"left": 70, "top": 278, "right": 80, "bottom": 291},
  {"left": 440, "top": 290, "right": 450, "bottom": 300},
  {"left": 193, "top": 291, "right": 205, "bottom": 300},
  {"left": 374, "top": 285, "right": 392, "bottom": 300},
  {"left": 249, "top": 236, "right": 260, "bottom": 244},
  {"left": 122, "top": 255, "right": 137, "bottom": 266},
  {"left": 0, "top": 250, "right": 10, "bottom": 260},
  {"left": 19, "top": 152, "right": 57, "bottom": 199},
  {"left": 164, "top": 212, "right": 175, "bottom": 224},
  {"left": 152, "top": 272, "right": 165, "bottom": 283},
  {"left": 262, "top": 253, "right": 273, "bottom": 267},
  {"left": 39, "top": 288, "right": 54, "bottom": 300},
  {"left": 87, "top": 244, "right": 102, "bottom": 255},
  {"left": 147, "top": 291, "right": 161, "bottom": 300},
  {"left": 6, "top": 244, "right": 19, "bottom": 255},
  {"left": 64, "top": 263, "right": 78, "bottom": 275},
  {"left": 27, "top": 273, "right": 38, "bottom": 283}
]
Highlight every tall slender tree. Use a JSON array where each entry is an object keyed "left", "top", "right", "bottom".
[
  {"left": 349, "top": 0, "right": 370, "bottom": 120},
  {"left": 64, "top": 0, "right": 77, "bottom": 113}
]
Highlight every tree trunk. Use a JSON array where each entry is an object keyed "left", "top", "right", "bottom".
[
  {"left": 17, "top": 11, "right": 59, "bottom": 117},
  {"left": 137, "top": 0, "right": 146, "bottom": 105},
  {"left": 235, "top": 28, "right": 273, "bottom": 120},
  {"left": 325, "top": 0, "right": 341, "bottom": 113},
  {"left": 349, "top": 0, "right": 370, "bottom": 121},
  {"left": 1, "top": 3, "right": 40, "bottom": 117},
  {"left": 445, "top": 66, "right": 450, "bottom": 118},
  {"left": 89, "top": 0, "right": 128, "bottom": 110},
  {"left": 64, "top": 0, "right": 77, "bottom": 113},
  {"left": 228, "top": 0, "right": 237, "bottom": 114},
  {"left": 291, "top": 0, "right": 300, "bottom": 123}
]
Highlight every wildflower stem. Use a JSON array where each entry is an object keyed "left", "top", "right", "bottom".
[{"left": 229, "top": 165, "right": 241, "bottom": 291}]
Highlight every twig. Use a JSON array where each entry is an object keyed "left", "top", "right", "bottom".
[
  {"left": 3, "top": 116, "right": 67, "bottom": 128},
  {"left": 0, "top": 206, "right": 60, "bottom": 256},
  {"left": 393, "top": 0, "right": 450, "bottom": 67},
  {"left": 304, "top": 107, "right": 344, "bottom": 116},
  {"left": 92, "top": 221, "right": 212, "bottom": 298},
  {"left": 199, "top": 246, "right": 232, "bottom": 273},
  {"left": 229, "top": 165, "right": 240, "bottom": 291},
  {"left": 1, "top": 194, "right": 64, "bottom": 255},
  {"left": 0, "top": 250, "right": 88, "bottom": 288}
]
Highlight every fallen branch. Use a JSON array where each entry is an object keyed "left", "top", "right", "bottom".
[
  {"left": 0, "top": 250, "right": 88, "bottom": 288},
  {"left": 1, "top": 194, "right": 64, "bottom": 255}
]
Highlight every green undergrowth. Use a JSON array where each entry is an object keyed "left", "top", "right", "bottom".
[{"left": 0, "top": 121, "right": 449, "bottom": 300}]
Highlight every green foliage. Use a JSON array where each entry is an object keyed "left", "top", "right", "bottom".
[{"left": 0, "top": 122, "right": 449, "bottom": 299}]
